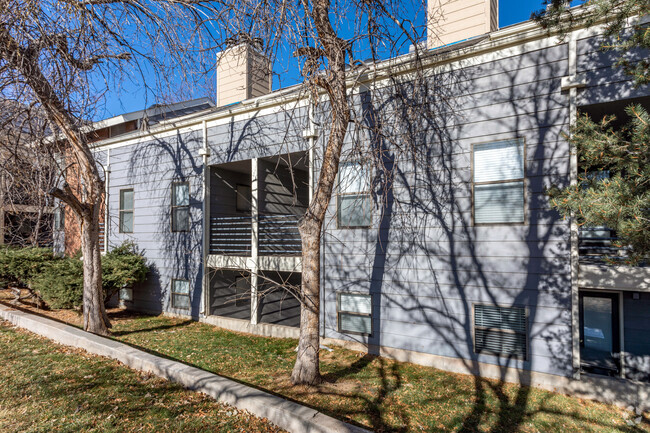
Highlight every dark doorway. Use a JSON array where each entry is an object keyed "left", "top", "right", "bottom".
[{"left": 579, "top": 291, "right": 620, "bottom": 377}]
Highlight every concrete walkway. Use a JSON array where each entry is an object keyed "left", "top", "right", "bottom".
[{"left": 0, "top": 304, "right": 369, "bottom": 433}]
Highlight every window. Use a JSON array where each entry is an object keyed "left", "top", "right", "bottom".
[
  {"left": 171, "top": 279, "right": 190, "bottom": 309},
  {"left": 337, "top": 293, "right": 372, "bottom": 335},
  {"left": 236, "top": 184, "right": 251, "bottom": 212},
  {"left": 53, "top": 207, "right": 64, "bottom": 231},
  {"left": 474, "top": 304, "right": 527, "bottom": 359},
  {"left": 472, "top": 138, "right": 525, "bottom": 224},
  {"left": 337, "top": 162, "right": 371, "bottom": 228},
  {"left": 119, "top": 189, "right": 134, "bottom": 233},
  {"left": 171, "top": 182, "right": 190, "bottom": 232}
]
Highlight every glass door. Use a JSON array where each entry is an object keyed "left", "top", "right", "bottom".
[{"left": 579, "top": 291, "right": 620, "bottom": 376}]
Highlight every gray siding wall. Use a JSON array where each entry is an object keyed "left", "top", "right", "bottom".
[
  {"left": 105, "top": 130, "right": 204, "bottom": 317},
  {"left": 321, "top": 42, "right": 575, "bottom": 378},
  {"left": 258, "top": 271, "right": 301, "bottom": 327},
  {"left": 95, "top": 29, "right": 648, "bottom": 380},
  {"left": 210, "top": 269, "right": 251, "bottom": 319},
  {"left": 623, "top": 292, "right": 650, "bottom": 382},
  {"left": 577, "top": 32, "right": 650, "bottom": 106}
]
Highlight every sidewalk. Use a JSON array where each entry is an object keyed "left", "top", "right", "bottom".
[{"left": 0, "top": 304, "right": 369, "bottom": 433}]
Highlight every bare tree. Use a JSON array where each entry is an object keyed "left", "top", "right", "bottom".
[
  {"left": 0, "top": 0, "right": 220, "bottom": 334},
  {"left": 208, "top": 0, "right": 434, "bottom": 385},
  {"left": 0, "top": 100, "right": 58, "bottom": 248}
]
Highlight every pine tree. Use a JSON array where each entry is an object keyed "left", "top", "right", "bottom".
[{"left": 548, "top": 105, "right": 650, "bottom": 263}]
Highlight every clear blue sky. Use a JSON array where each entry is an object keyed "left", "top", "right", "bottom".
[{"left": 96, "top": 0, "right": 561, "bottom": 120}]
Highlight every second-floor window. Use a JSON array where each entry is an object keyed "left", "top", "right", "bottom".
[
  {"left": 337, "top": 161, "right": 371, "bottom": 228},
  {"left": 119, "top": 188, "right": 134, "bottom": 233},
  {"left": 172, "top": 182, "right": 190, "bottom": 232},
  {"left": 473, "top": 138, "right": 525, "bottom": 225}
]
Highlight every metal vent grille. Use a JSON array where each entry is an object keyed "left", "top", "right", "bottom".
[{"left": 474, "top": 305, "right": 527, "bottom": 358}]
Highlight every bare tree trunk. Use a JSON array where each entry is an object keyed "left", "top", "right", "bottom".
[
  {"left": 292, "top": 217, "right": 323, "bottom": 385},
  {"left": 291, "top": 12, "right": 350, "bottom": 381},
  {"left": 80, "top": 203, "right": 110, "bottom": 335}
]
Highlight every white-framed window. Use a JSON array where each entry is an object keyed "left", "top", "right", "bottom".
[
  {"left": 171, "top": 182, "right": 190, "bottom": 232},
  {"left": 337, "top": 161, "right": 371, "bottom": 228},
  {"left": 472, "top": 138, "right": 525, "bottom": 224},
  {"left": 171, "top": 279, "right": 190, "bottom": 309},
  {"left": 473, "top": 304, "right": 528, "bottom": 359},
  {"left": 119, "top": 188, "right": 134, "bottom": 233},
  {"left": 337, "top": 292, "right": 372, "bottom": 335}
]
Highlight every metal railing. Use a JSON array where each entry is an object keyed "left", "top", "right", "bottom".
[
  {"left": 209, "top": 214, "right": 252, "bottom": 255},
  {"left": 259, "top": 214, "right": 302, "bottom": 256},
  {"left": 578, "top": 226, "right": 626, "bottom": 263},
  {"left": 209, "top": 213, "right": 302, "bottom": 256}
]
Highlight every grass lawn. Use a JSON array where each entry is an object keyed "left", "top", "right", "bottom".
[
  {"left": 1, "top": 297, "right": 648, "bottom": 432},
  {"left": 0, "top": 320, "right": 285, "bottom": 433}
]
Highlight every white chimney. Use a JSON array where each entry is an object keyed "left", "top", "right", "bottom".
[
  {"left": 216, "top": 42, "right": 272, "bottom": 107},
  {"left": 427, "top": 0, "right": 498, "bottom": 49}
]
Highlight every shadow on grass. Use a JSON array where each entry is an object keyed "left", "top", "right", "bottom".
[{"left": 110, "top": 319, "right": 194, "bottom": 336}]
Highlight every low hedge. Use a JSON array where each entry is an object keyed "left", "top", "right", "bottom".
[{"left": 0, "top": 242, "right": 148, "bottom": 309}]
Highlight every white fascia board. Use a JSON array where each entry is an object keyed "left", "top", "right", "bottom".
[{"left": 89, "top": 6, "right": 617, "bottom": 152}]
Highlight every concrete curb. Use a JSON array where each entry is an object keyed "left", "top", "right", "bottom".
[{"left": 0, "top": 304, "right": 370, "bottom": 433}]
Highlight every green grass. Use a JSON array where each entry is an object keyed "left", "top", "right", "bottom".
[
  {"left": 103, "top": 313, "right": 649, "bottom": 433},
  {"left": 0, "top": 321, "right": 284, "bottom": 433}
]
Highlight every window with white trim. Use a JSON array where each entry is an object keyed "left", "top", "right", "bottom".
[
  {"left": 472, "top": 138, "right": 525, "bottom": 224},
  {"left": 474, "top": 304, "right": 527, "bottom": 359},
  {"left": 337, "top": 162, "right": 371, "bottom": 228},
  {"left": 119, "top": 189, "right": 134, "bottom": 233},
  {"left": 337, "top": 293, "right": 372, "bottom": 335},
  {"left": 171, "top": 279, "right": 190, "bottom": 309},
  {"left": 171, "top": 182, "right": 190, "bottom": 232}
]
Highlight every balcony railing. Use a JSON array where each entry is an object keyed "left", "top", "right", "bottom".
[
  {"left": 259, "top": 214, "right": 301, "bottom": 256},
  {"left": 579, "top": 226, "right": 626, "bottom": 264},
  {"left": 209, "top": 214, "right": 253, "bottom": 256},
  {"left": 209, "top": 213, "right": 302, "bottom": 256}
]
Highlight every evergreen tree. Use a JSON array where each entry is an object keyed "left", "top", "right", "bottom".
[{"left": 548, "top": 105, "right": 650, "bottom": 263}]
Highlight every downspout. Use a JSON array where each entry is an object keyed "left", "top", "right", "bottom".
[
  {"left": 104, "top": 148, "right": 110, "bottom": 253},
  {"left": 200, "top": 120, "right": 211, "bottom": 317},
  {"left": 561, "top": 32, "right": 586, "bottom": 380}
]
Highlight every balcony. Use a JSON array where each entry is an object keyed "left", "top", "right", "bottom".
[
  {"left": 207, "top": 152, "right": 308, "bottom": 273},
  {"left": 209, "top": 213, "right": 301, "bottom": 256},
  {"left": 578, "top": 227, "right": 650, "bottom": 292}
]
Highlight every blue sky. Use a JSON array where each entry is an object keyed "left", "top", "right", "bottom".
[{"left": 97, "top": 0, "right": 555, "bottom": 121}]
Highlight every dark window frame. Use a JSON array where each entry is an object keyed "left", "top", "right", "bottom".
[
  {"left": 471, "top": 137, "right": 527, "bottom": 226},
  {"left": 171, "top": 181, "right": 190, "bottom": 232},
  {"left": 118, "top": 188, "right": 134, "bottom": 233},
  {"left": 171, "top": 278, "right": 191, "bottom": 310},
  {"left": 336, "top": 161, "right": 372, "bottom": 229},
  {"left": 337, "top": 292, "right": 373, "bottom": 336},
  {"left": 472, "top": 303, "right": 529, "bottom": 360}
]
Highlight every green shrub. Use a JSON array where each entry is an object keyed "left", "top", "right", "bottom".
[
  {"left": 101, "top": 241, "right": 148, "bottom": 303},
  {"left": 0, "top": 242, "right": 148, "bottom": 310},
  {"left": 31, "top": 257, "right": 83, "bottom": 309},
  {"left": 0, "top": 246, "right": 57, "bottom": 289}
]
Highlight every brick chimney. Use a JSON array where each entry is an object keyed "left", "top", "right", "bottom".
[
  {"left": 216, "top": 39, "right": 272, "bottom": 107},
  {"left": 427, "top": 0, "right": 498, "bottom": 49}
]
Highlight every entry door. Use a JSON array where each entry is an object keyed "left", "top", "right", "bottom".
[{"left": 579, "top": 291, "right": 620, "bottom": 376}]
